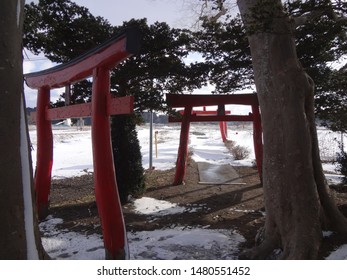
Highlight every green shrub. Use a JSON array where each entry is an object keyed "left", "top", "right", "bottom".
[{"left": 111, "top": 114, "right": 145, "bottom": 204}]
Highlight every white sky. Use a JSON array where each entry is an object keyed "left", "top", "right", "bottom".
[
  {"left": 72, "top": 0, "right": 193, "bottom": 28},
  {"left": 25, "top": 0, "right": 192, "bottom": 27}
]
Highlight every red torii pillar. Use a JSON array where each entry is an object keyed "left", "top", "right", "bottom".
[
  {"left": 219, "top": 121, "right": 228, "bottom": 142},
  {"left": 25, "top": 28, "right": 140, "bottom": 260},
  {"left": 91, "top": 67, "right": 128, "bottom": 260},
  {"left": 173, "top": 106, "right": 192, "bottom": 185},
  {"left": 35, "top": 88, "right": 53, "bottom": 216}
]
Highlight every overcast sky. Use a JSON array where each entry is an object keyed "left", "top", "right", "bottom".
[
  {"left": 23, "top": 0, "right": 203, "bottom": 107},
  {"left": 25, "top": 0, "right": 193, "bottom": 27},
  {"left": 73, "top": 0, "right": 193, "bottom": 28}
]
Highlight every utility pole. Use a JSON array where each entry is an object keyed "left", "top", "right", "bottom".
[
  {"left": 341, "top": 131, "right": 344, "bottom": 153},
  {"left": 149, "top": 111, "right": 153, "bottom": 169},
  {"left": 65, "top": 84, "right": 71, "bottom": 126}
]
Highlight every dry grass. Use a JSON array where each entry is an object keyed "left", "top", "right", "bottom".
[{"left": 225, "top": 140, "right": 250, "bottom": 160}]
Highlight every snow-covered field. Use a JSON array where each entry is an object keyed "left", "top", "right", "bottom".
[{"left": 28, "top": 123, "right": 347, "bottom": 260}]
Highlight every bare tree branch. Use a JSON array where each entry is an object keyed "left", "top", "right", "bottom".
[
  {"left": 209, "top": 0, "right": 228, "bottom": 23},
  {"left": 293, "top": 9, "right": 326, "bottom": 27}
]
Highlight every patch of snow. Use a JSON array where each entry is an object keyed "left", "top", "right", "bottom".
[
  {"left": 30, "top": 128, "right": 93, "bottom": 178},
  {"left": 326, "top": 244, "right": 347, "bottom": 260},
  {"left": 322, "top": 162, "right": 338, "bottom": 174},
  {"left": 132, "top": 197, "right": 186, "bottom": 216},
  {"left": 138, "top": 124, "right": 179, "bottom": 170},
  {"left": 132, "top": 197, "right": 211, "bottom": 216},
  {"left": 325, "top": 174, "right": 345, "bottom": 185},
  {"left": 323, "top": 231, "right": 334, "bottom": 238},
  {"left": 185, "top": 203, "right": 210, "bottom": 213},
  {"left": 128, "top": 228, "right": 245, "bottom": 260},
  {"left": 39, "top": 215, "right": 245, "bottom": 260},
  {"left": 229, "top": 207, "right": 266, "bottom": 216},
  {"left": 39, "top": 217, "right": 104, "bottom": 260}
]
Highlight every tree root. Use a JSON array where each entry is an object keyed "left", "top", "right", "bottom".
[
  {"left": 239, "top": 238, "right": 279, "bottom": 260},
  {"left": 306, "top": 92, "right": 347, "bottom": 235}
]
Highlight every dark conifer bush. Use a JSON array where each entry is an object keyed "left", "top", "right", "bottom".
[{"left": 111, "top": 115, "right": 145, "bottom": 204}]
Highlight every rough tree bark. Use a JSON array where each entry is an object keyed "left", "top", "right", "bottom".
[
  {"left": 237, "top": 0, "right": 347, "bottom": 259},
  {"left": 0, "top": 0, "right": 47, "bottom": 259}
]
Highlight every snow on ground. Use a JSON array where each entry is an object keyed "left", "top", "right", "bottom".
[
  {"left": 39, "top": 195, "right": 245, "bottom": 260},
  {"left": 326, "top": 245, "right": 347, "bottom": 260},
  {"left": 39, "top": 217, "right": 104, "bottom": 260},
  {"left": 29, "top": 128, "right": 93, "bottom": 179},
  {"left": 137, "top": 124, "right": 181, "bottom": 170},
  {"left": 129, "top": 228, "right": 244, "bottom": 260},
  {"left": 28, "top": 123, "right": 347, "bottom": 259},
  {"left": 132, "top": 197, "right": 187, "bottom": 216},
  {"left": 29, "top": 124, "right": 346, "bottom": 180}
]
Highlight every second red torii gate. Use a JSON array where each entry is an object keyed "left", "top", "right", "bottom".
[{"left": 167, "top": 93, "right": 263, "bottom": 185}]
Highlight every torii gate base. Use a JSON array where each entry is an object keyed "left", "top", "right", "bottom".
[
  {"left": 167, "top": 94, "right": 263, "bottom": 185},
  {"left": 25, "top": 28, "right": 140, "bottom": 260}
]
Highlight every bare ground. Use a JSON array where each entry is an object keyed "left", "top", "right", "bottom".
[{"left": 47, "top": 158, "right": 347, "bottom": 259}]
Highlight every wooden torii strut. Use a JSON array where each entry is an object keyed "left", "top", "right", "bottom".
[
  {"left": 24, "top": 28, "right": 141, "bottom": 260},
  {"left": 167, "top": 93, "right": 263, "bottom": 185}
]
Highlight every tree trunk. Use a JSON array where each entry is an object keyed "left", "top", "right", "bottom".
[
  {"left": 237, "top": 0, "right": 347, "bottom": 259},
  {"left": 0, "top": 0, "right": 47, "bottom": 259}
]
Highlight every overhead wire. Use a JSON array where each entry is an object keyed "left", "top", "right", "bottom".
[{"left": 23, "top": 48, "right": 49, "bottom": 61}]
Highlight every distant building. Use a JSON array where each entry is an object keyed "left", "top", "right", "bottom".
[
  {"left": 28, "top": 109, "right": 36, "bottom": 125},
  {"left": 141, "top": 112, "right": 168, "bottom": 124}
]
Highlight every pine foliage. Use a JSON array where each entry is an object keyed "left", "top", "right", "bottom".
[{"left": 111, "top": 115, "right": 145, "bottom": 204}]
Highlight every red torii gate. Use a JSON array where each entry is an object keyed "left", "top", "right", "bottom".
[
  {"left": 24, "top": 28, "right": 140, "bottom": 260},
  {"left": 175, "top": 107, "right": 232, "bottom": 142},
  {"left": 167, "top": 93, "right": 263, "bottom": 185}
]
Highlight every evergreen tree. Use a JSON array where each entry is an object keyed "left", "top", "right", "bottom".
[
  {"left": 286, "top": 0, "right": 347, "bottom": 133},
  {"left": 192, "top": 0, "right": 347, "bottom": 133},
  {"left": 192, "top": 15, "right": 253, "bottom": 92},
  {"left": 111, "top": 115, "right": 145, "bottom": 203},
  {"left": 23, "top": 0, "right": 204, "bottom": 202},
  {"left": 24, "top": 0, "right": 114, "bottom": 63}
]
